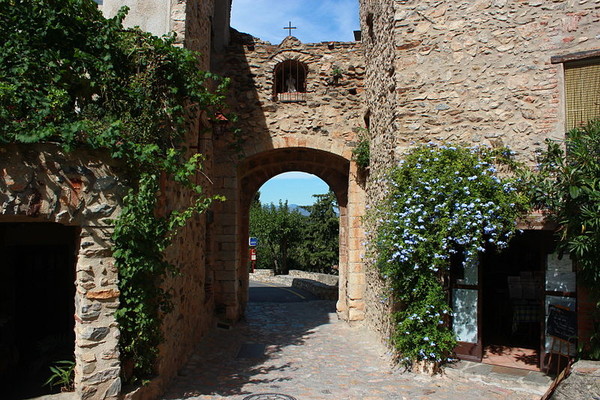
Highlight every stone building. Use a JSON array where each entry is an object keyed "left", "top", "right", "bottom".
[
  {"left": 0, "top": 145, "right": 125, "bottom": 399},
  {"left": 209, "top": 29, "right": 367, "bottom": 325},
  {"left": 2, "top": 0, "right": 600, "bottom": 398},
  {"left": 359, "top": 0, "right": 600, "bottom": 371},
  {"left": 1, "top": 0, "right": 366, "bottom": 398},
  {"left": 1, "top": 1, "right": 232, "bottom": 399}
]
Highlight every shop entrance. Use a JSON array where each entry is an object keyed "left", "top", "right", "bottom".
[
  {"left": 0, "top": 223, "right": 78, "bottom": 399},
  {"left": 480, "top": 230, "right": 554, "bottom": 370}
]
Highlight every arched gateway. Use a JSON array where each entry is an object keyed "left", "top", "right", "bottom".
[
  {"left": 209, "top": 30, "right": 367, "bottom": 322},
  {"left": 211, "top": 143, "right": 366, "bottom": 323},
  {"left": 238, "top": 148, "right": 357, "bottom": 317}
]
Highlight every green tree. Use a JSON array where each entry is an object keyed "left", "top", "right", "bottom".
[
  {"left": 529, "top": 120, "right": 600, "bottom": 359},
  {"left": 297, "top": 191, "right": 339, "bottom": 274},
  {"left": 250, "top": 200, "right": 305, "bottom": 274}
]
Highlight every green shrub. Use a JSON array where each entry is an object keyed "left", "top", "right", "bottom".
[
  {"left": 528, "top": 120, "right": 600, "bottom": 359},
  {"left": 352, "top": 131, "right": 370, "bottom": 170}
]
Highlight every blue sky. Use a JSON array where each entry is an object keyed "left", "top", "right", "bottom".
[
  {"left": 230, "top": 0, "right": 360, "bottom": 44},
  {"left": 258, "top": 172, "right": 330, "bottom": 206},
  {"left": 232, "top": 0, "right": 359, "bottom": 205}
]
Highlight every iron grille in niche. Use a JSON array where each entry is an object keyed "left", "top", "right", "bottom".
[{"left": 274, "top": 60, "right": 307, "bottom": 102}]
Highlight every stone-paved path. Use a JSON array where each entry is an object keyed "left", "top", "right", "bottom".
[{"left": 162, "top": 299, "right": 539, "bottom": 400}]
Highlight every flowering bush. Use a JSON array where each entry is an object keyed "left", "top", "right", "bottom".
[{"left": 371, "top": 144, "right": 529, "bottom": 366}]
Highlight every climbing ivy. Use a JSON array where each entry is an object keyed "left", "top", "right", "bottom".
[
  {"left": 369, "top": 144, "right": 529, "bottom": 366},
  {"left": 1, "top": 0, "right": 226, "bottom": 381}
]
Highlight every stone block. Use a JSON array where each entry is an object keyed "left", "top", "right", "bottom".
[
  {"left": 349, "top": 308, "right": 365, "bottom": 321},
  {"left": 348, "top": 284, "right": 365, "bottom": 300},
  {"left": 221, "top": 280, "right": 238, "bottom": 294},
  {"left": 215, "top": 270, "right": 236, "bottom": 281},
  {"left": 349, "top": 251, "right": 363, "bottom": 264},
  {"left": 104, "top": 377, "right": 122, "bottom": 398},
  {"left": 81, "top": 385, "right": 98, "bottom": 400},
  {"left": 82, "top": 367, "right": 120, "bottom": 384},
  {"left": 336, "top": 299, "right": 348, "bottom": 312},
  {"left": 79, "top": 303, "right": 102, "bottom": 321},
  {"left": 348, "top": 272, "right": 366, "bottom": 286},
  {"left": 86, "top": 289, "right": 120, "bottom": 300},
  {"left": 348, "top": 299, "right": 366, "bottom": 311},
  {"left": 80, "top": 327, "right": 110, "bottom": 341}
]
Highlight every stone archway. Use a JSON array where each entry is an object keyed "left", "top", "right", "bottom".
[
  {"left": 210, "top": 145, "right": 365, "bottom": 324},
  {"left": 211, "top": 22, "right": 367, "bottom": 325},
  {"left": 238, "top": 148, "right": 350, "bottom": 315}
]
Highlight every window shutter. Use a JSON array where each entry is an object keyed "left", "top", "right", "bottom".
[{"left": 565, "top": 58, "right": 600, "bottom": 131}]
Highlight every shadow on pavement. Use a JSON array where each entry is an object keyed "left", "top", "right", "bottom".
[
  {"left": 247, "top": 280, "right": 318, "bottom": 303},
  {"left": 162, "top": 283, "right": 337, "bottom": 399}
]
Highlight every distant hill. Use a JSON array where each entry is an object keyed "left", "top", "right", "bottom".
[
  {"left": 261, "top": 202, "right": 338, "bottom": 216},
  {"left": 289, "top": 204, "right": 310, "bottom": 216}
]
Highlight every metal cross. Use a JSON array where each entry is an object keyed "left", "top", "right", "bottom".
[{"left": 283, "top": 21, "right": 297, "bottom": 36}]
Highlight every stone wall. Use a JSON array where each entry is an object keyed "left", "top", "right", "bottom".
[
  {"left": 0, "top": 2, "right": 228, "bottom": 399},
  {"left": 362, "top": 0, "right": 600, "bottom": 165},
  {"left": 288, "top": 270, "right": 339, "bottom": 286},
  {"left": 359, "top": 0, "right": 600, "bottom": 351},
  {"left": 221, "top": 30, "right": 366, "bottom": 153},
  {"left": 249, "top": 270, "right": 339, "bottom": 301},
  {"left": 211, "top": 30, "right": 368, "bottom": 324},
  {"left": 100, "top": 0, "right": 171, "bottom": 37},
  {"left": 0, "top": 144, "right": 125, "bottom": 399},
  {"left": 359, "top": 0, "right": 401, "bottom": 347},
  {"left": 550, "top": 360, "right": 600, "bottom": 400},
  {"left": 122, "top": 1, "right": 224, "bottom": 398}
]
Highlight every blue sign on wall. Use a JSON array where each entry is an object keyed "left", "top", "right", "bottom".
[{"left": 249, "top": 237, "right": 259, "bottom": 247}]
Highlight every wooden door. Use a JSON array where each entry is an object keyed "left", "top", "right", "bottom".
[{"left": 542, "top": 252, "right": 577, "bottom": 371}]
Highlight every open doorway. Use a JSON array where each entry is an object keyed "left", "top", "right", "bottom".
[
  {"left": 480, "top": 230, "right": 554, "bottom": 371},
  {"left": 0, "top": 223, "right": 78, "bottom": 399},
  {"left": 247, "top": 172, "right": 340, "bottom": 304},
  {"left": 250, "top": 172, "right": 338, "bottom": 275},
  {"left": 233, "top": 148, "right": 354, "bottom": 318}
]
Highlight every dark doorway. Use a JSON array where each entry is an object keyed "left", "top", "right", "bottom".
[
  {"left": 0, "top": 223, "right": 79, "bottom": 399},
  {"left": 481, "top": 230, "right": 553, "bottom": 370}
]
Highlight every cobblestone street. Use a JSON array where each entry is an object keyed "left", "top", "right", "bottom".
[{"left": 162, "top": 291, "right": 541, "bottom": 400}]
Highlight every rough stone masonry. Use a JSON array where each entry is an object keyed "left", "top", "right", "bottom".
[{"left": 360, "top": 0, "right": 600, "bottom": 346}]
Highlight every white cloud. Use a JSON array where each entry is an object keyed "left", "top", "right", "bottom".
[
  {"left": 270, "top": 172, "right": 318, "bottom": 180},
  {"left": 230, "top": 0, "right": 359, "bottom": 44}
]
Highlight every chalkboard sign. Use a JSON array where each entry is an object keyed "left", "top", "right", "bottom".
[{"left": 547, "top": 305, "right": 577, "bottom": 341}]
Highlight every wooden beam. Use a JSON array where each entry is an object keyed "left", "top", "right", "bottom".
[{"left": 551, "top": 48, "right": 600, "bottom": 64}]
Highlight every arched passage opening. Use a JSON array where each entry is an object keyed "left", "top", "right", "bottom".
[
  {"left": 250, "top": 172, "right": 338, "bottom": 275},
  {"left": 232, "top": 147, "right": 358, "bottom": 318}
]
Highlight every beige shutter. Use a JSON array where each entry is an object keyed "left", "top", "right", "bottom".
[{"left": 565, "top": 58, "right": 600, "bottom": 131}]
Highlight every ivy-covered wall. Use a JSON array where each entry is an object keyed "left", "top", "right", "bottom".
[{"left": 1, "top": 0, "right": 229, "bottom": 398}]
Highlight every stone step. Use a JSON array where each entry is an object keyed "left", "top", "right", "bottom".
[{"left": 445, "top": 360, "right": 553, "bottom": 396}]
